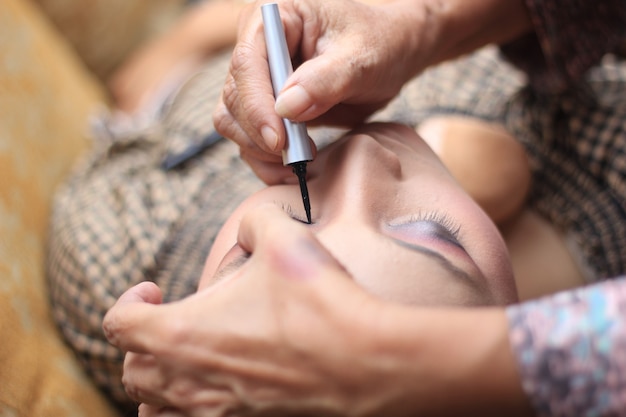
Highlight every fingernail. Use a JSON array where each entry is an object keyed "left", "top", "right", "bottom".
[
  {"left": 275, "top": 85, "right": 311, "bottom": 119},
  {"left": 261, "top": 125, "right": 279, "bottom": 151}
]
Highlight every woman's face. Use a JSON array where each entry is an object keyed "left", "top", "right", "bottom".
[{"left": 202, "top": 123, "right": 517, "bottom": 306}]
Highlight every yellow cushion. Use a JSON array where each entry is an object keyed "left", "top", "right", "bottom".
[{"left": 0, "top": 0, "right": 119, "bottom": 415}]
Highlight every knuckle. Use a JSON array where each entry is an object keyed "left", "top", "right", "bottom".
[
  {"left": 101, "top": 316, "right": 116, "bottom": 343},
  {"left": 163, "top": 379, "right": 195, "bottom": 406},
  {"left": 220, "top": 75, "right": 237, "bottom": 110},
  {"left": 122, "top": 376, "right": 141, "bottom": 401},
  {"left": 229, "top": 42, "right": 255, "bottom": 78},
  {"left": 212, "top": 103, "right": 232, "bottom": 138},
  {"left": 160, "top": 316, "right": 192, "bottom": 348},
  {"left": 102, "top": 311, "right": 127, "bottom": 347}
]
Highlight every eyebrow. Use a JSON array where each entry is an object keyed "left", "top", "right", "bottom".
[{"left": 390, "top": 238, "right": 475, "bottom": 283}]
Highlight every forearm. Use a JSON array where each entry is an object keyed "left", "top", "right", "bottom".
[
  {"left": 427, "top": 0, "right": 532, "bottom": 65},
  {"left": 363, "top": 305, "right": 533, "bottom": 416},
  {"left": 370, "top": 0, "right": 532, "bottom": 86}
]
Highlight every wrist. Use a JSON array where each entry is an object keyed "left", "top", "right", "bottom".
[
  {"left": 364, "top": 306, "right": 533, "bottom": 416},
  {"left": 431, "top": 0, "right": 532, "bottom": 64},
  {"left": 376, "top": 0, "right": 443, "bottom": 80},
  {"left": 386, "top": 0, "right": 532, "bottom": 70}
]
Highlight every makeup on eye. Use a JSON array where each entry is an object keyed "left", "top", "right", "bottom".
[
  {"left": 276, "top": 201, "right": 313, "bottom": 224},
  {"left": 384, "top": 214, "right": 485, "bottom": 288},
  {"left": 386, "top": 211, "right": 465, "bottom": 250},
  {"left": 275, "top": 202, "right": 463, "bottom": 250}
]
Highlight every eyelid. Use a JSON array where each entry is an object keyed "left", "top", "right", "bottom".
[
  {"left": 276, "top": 201, "right": 311, "bottom": 224},
  {"left": 388, "top": 211, "right": 463, "bottom": 247}
]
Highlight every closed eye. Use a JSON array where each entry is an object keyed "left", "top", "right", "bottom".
[
  {"left": 276, "top": 201, "right": 311, "bottom": 224},
  {"left": 387, "top": 211, "right": 464, "bottom": 249}
]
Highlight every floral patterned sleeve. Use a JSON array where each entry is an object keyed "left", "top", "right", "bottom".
[
  {"left": 507, "top": 277, "right": 626, "bottom": 416},
  {"left": 500, "top": 0, "right": 626, "bottom": 93}
]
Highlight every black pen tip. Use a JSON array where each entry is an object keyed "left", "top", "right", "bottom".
[{"left": 292, "top": 163, "right": 311, "bottom": 224}]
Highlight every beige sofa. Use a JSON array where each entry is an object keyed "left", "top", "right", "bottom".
[{"left": 0, "top": 0, "right": 182, "bottom": 415}]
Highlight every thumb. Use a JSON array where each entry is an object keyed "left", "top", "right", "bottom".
[
  {"left": 118, "top": 281, "right": 164, "bottom": 305},
  {"left": 102, "top": 282, "right": 163, "bottom": 353}
]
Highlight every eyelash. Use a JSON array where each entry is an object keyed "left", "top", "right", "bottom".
[
  {"left": 399, "top": 211, "right": 462, "bottom": 241},
  {"left": 277, "top": 202, "right": 309, "bottom": 223},
  {"left": 277, "top": 202, "right": 461, "bottom": 240}
]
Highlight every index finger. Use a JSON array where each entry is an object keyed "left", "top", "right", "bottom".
[{"left": 217, "top": 3, "right": 287, "bottom": 154}]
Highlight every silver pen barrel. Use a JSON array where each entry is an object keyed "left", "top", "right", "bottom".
[{"left": 262, "top": 2, "right": 313, "bottom": 166}]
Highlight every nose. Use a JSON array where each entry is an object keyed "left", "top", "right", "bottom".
[
  {"left": 311, "top": 131, "right": 403, "bottom": 224},
  {"left": 303, "top": 133, "right": 405, "bottom": 284}
]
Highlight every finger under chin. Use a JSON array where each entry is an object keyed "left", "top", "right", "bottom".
[{"left": 123, "top": 353, "right": 168, "bottom": 406}]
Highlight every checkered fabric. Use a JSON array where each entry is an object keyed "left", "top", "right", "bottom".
[
  {"left": 504, "top": 54, "right": 626, "bottom": 280},
  {"left": 46, "top": 50, "right": 343, "bottom": 413},
  {"left": 46, "top": 51, "right": 264, "bottom": 413},
  {"left": 388, "top": 48, "right": 626, "bottom": 281},
  {"left": 46, "top": 46, "right": 626, "bottom": 412}
]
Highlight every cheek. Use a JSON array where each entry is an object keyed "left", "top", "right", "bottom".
[
  {"left": 315, "top": 229, "right": 491, "bottom": 307},
  {"left": 350, "top": 255, "right": 492, "bottom": 307}
]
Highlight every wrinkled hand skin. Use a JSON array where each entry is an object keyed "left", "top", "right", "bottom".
[
  {"left": 103, "top": 204, "right": 394, "bottom": 417},
  {"left": 212, "top": 0, "right": 430, "bottom": 184},
  {"left": 212, "top": 0, "right": 532, "bottom": 185}
]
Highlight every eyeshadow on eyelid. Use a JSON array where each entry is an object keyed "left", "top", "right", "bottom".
[{"left": 389, "top": 220, "right": 464, "bottom": 249}]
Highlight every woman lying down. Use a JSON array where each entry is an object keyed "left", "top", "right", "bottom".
[
  {"left": 200, "top": 122, "right": 516, "bottom": 304},
  {"left": 48, "top": 120, "right": 519, "bottom": 414}
]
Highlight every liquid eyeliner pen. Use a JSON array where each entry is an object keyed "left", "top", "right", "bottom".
[{"left": 262, "top": 2, "right": 313, "bottom": 224}]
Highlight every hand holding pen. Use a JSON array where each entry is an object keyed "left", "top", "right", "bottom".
[
  {"left": 261, "top": 3, "right": 313, "bottom": 223},
  {"left": 212, "top": 0, "right": 415, "bottom": 184}
]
